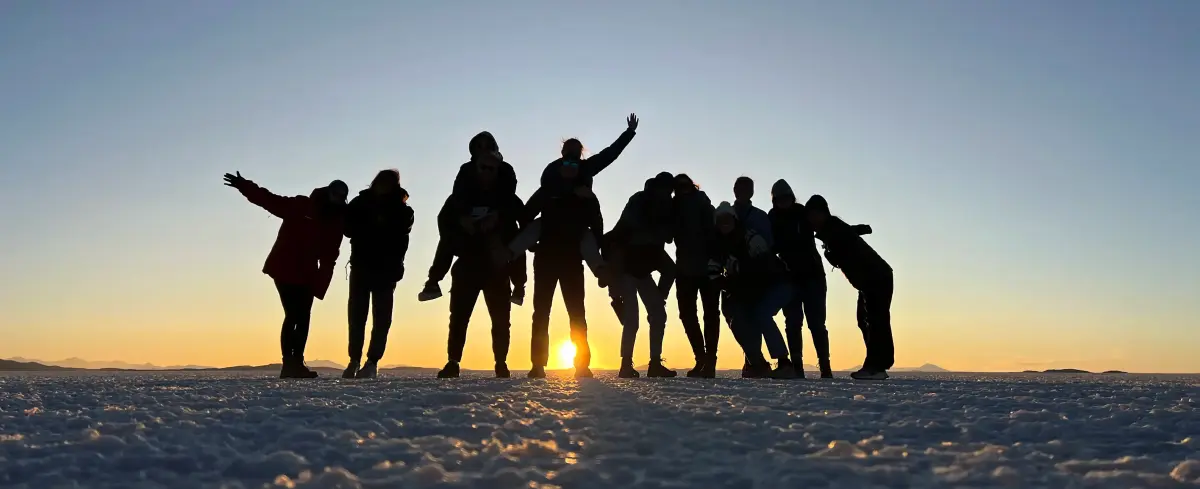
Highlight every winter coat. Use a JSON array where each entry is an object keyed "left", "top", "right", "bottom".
[
  {"left": 768, "top": 204, "right": 825, "bottom": 282},
  {"left": 235, "top": 180, "right": 344, "bottom": 299},
  {"left": 671, "top": 190, "right": 715, "bottom": 278},
  {"left": 708, "top": 224, "right": 787, "bottom": 299},
  {"left": 609, "top": 190, "right": 674, "bottom": 276},
  {"left": 344, "top": 188, "right": 415, "bottom": 282},
  {"left": 540, "top": 128, "right": 636, "bottom": 195},
  {"left": 733, "top": 200, "right": 773, "bottom": 248},
  {"left": 523, "top": 185, "right": 604, "bottom": 259},
  {"left": 816, "top": 216, "right": 892, "bottom": 290},
  {"left": 438, "top": 189, "right": 525, "bottom": 264},
  {"left": 449, "top": 159, "right": 518, "bottom": 217}
]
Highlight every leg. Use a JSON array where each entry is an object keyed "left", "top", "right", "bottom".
[
  {"left": 446, "top": 273, "right": 482, "bottom": 363},
  {"left": 655, "top": 250, "right": 676, "bottom": 300},
  {"left": 365, "top": 279, "right": 397, "bottom": 363},
  {"left": 699, "top": 278, "right": 722, "bottom": 358},
  {"left": 724, "top": 299, "right": 768, "bottom": 366},
  {"left": 803, "top": 278, "right": 830, "bottom": 363},
  {"left": 481, "top": 273, "right": 513, "bottom": 364},
  {"left": 780, "top": 281, "right": 805, "bottom": 364},
  {"left": 863, "top": 275, "right": 895, "bottom": 371},
  {"left": 507, "top": 218, "right": 543, "bottom": 255},
  {"left": 755, "top": 282, "right": 793, "bottom": 361},
  {"left": 615, "top": 274, "right": 642, "bottom": 361},
  {"left": 508, "top": 251, "right": 527, "bottom": 290},
  {"left": 346, "top": 269, "right": 371, "bottom": 364},
  {"left": 529, "top": 257, "right": 558, "bottom": 368},
  {"left": 275, "top": 280, "right": 298, "bottom": 361},
  {"left": 857, "top": 291, "right": 871, "bottom": 368},
  {"left": 579, "top": 230, "right": 607, "bottom": 277},
  {"left": 427, "top": 238, "right": 454, "bottom": 284},
  {"left": 290, "top": 290, "right": 315, "bottom": 361},
  {"left": 558, "top": 262, "right": 591, "bottom": 368},
  {"left": 637, "top": 275, "right": 668, "bottom": 362},
  {"left": 675, "top": 276, "right": 706, "bottom": 361}
]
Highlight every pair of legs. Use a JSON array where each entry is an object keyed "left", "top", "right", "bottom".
[
  {"left": 441, "top": 260, "right": 513, "bottom": 377},
  {"left": 610, "top": 273, "right": 670, "bottom": 374},
  {"left": 723, "top": 282, "right": 793, "bottom": 375},
  {"left": 424, "top": 237, "right": 526, "bottom": 301},
  {"left": 782, "top": 278, "right": 831, "bottom": 373},
  {"left": 676, "top": 274, "right": 720, "bottom": 375},
  {"left": 529, "top": 254, "right": 592, "bottom": 376},
  {"left": 275, "top": 280, "right": 316, "bottom": 378},
  {"left": 345, "top": 267, "right": 398, "bottom": 377},
  {"left": 855, "top": 273, "right": 895, "bottom": 374}
]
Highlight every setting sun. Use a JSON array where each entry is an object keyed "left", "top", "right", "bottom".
[{"left": 557, "top": 341, "right": 577, "bottom": 368}]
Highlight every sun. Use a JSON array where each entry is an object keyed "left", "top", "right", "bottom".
[{"left": 557, "top": 341, "right": 577, "bottom": 368}]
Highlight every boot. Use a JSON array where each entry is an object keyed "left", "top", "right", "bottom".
[
  {"left": 647, "top": 360, "right": 677, "bottom": 378},
  {"left": 819, "top": 359, "right": 834, "bottom": 379},
  {"left": 686, "top": 357, "right": 705, "bottom": 378},
  {"left": 495, "top": 362, "right": 510, "bottom": 378},
  {"left": 743, "top": 360, "right": 772, "bottom": 379},
  {"left": 769, "top": 359, "right": 798, "bottom": 379},
  {"left": 527, "top": 365, "right": 546, "bottom": 379},
  {"left": 574, "top": 366, "right": 594, "bottom": 378},
  {"left": 417, "top": 281, "right": 442, "bottom": 302},
  {"left": 341, "top": 360, "right": 360, "bottom": 379},
  {"left": 437, "top": 361, "right": 460, "bottom": 378},
  {"left": 618, "top": 360, "right": 640, "bottom": 378},
  {"left": 700, "top": 355, "right": 717, "bottom": 378},
  {"left": 356, "top": 361, "right": 378, "bottom": 379},
  {"left": 851, "top": 368, "right": 889, "bottom": 381},
  {"left": 740, "top": 361, "right": 754, "bottom": 379},
  {"left": 791, "top": 357, "right": 806, "bottom": 379},
  {"left": 286, "top": 358, "right": 318, "bottom": 379}
]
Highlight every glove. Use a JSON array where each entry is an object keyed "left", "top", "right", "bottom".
[
  {"left": 706, "top": 259, "right": 723, "bottom": 281},
  {"left": 746, "top": 233, "right": 769, "bottom": 256}
]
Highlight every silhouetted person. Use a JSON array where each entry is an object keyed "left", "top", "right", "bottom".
[
  {"left": 223, "top": 172, "right": 347, "bottom": 379},
  {"left": 806, "top": 195, "right": 893, "bottom": 380},
  {"left": 730, "top": 176, "right": 773, "bottom": 374},
  {"left": 539, "top": 113, "right": 638, "bottom": 197},
  {"left": 437, "top": 159, "right": 526, "bottom": 379},
  {"left": 341, "top": 169, "right": 414, "bottom": 379},
  {"left": 507, "top": 172, "right": 608, "bottom": 287},
  {"left": 709, "top": 202, "right": 796, "bottom": 379},
  {"left": 671, "top": 174, "right": 720, "bottom": 378},
  {"left": 769, "top": 179, "right": 832, "bottom": 379},
  {"left": 607, "top": 173, "right": 678, "bottom": 378},
  {"left": 420, "top": 131, "right": 526, "bottom": 305}
]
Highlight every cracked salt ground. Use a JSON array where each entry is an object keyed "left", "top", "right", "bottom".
[{"left": 1, "top": 372, "right": 1198, "bottom": 488}]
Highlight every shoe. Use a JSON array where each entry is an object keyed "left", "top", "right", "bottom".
[
  {"left": 647, "top": 360, "right": 677, "bottom": 378},
  {"left": 850, "top": 369, "right": 889, "bottom": 381},
  {"left": 418, "top": 282, "right": 443, "bottom": 302},
  {"left": 293, "top": 362, "right": 319, "bottom": 379},
  {"left": 769, "top": 360, "right": 798, "bottom": 379},
  {"left": 700, "top": 355, "right": 717, "bottom": 378},
  {"left": 686, "top": 358, "right": 705, "bottom": 378},
  {"left": 495, "top": 362, "right": 510, "bottom": 378},
  {"left": 356, "top": 361, "right": 378, "bottom": 379},
  {"left": 510, "top": 287, "right": 525, "bottom": 306},
  {"left": 743, "top": 361, "right": 771, "bottom": 379},
  {"left": 791, "top": 359, "right": 807, "bottom": 379},
  {"left": 740, "top": 361, "right": 753, "bottom": 378},
  {"left": 527, "top": 366, "right": 546, "bottom": 379},
  {"left": 342, "top": 361, "right": 360, "bottom": 379},
  {"left": 574, "top": 367, "right": 594, "bottom": 378},
  {"left": 618, "top": 361, "right": 640, "bottom": 378},
  {"left": 819, "top": 359, "right": 834, "bottom": 379},
  {"left": 437, "top": 361, "right": 460, "bottom": 378}
]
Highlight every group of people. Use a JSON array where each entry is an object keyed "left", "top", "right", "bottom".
[{"left": 224, "top": 113, "right": 896, "bottom": 382}]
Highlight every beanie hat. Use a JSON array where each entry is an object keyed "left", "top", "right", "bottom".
[
  {"left": 805, "top": 194, "right": 830, "bottom": 214},
  {"left": 771, "top": 179, "right": 794, "bottom": 202},
  {"left": 714, "top": 201, "right": 738, "bottom": 223}
]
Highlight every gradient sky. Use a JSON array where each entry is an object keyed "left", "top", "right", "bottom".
[{"left": 2, "top": 1, "right": 1198, "bottom": 373}]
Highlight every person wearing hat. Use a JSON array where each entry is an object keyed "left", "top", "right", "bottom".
[
  {"left": 671, "top": 173, "right": 721, "bottom": 378},
  {"left": 606, "top": 172, "right": 679, "bottom": 378},
  {"left": 805, "top": 194, "right": 894, "bottom": 380},
  {"left": 769, "top": 179, "right": 833, "bottom": 379},
  {"left": 222, "top": 171, "right": 348, "bottom": 379},
  {"left": 708, "top": 201, "right": 797, "bottom": 379}
]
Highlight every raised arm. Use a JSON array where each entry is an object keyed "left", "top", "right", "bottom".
[
  {"left": 580, "top": 113, "right": 639, "bottom": 178},
  {"left": 851, "top": 224, "right": 873, "bottom": 235},
  {"left": 223, "top": 172, "right": 304, "bottom": 220}
]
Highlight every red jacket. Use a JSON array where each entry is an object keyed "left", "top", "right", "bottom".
[{"left": 237, "top": 180, "right": 344, "bottom": 300}]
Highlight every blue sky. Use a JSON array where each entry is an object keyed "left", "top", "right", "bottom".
[{"left": 1, "top": 1, "right": 1197, "bottom": 372}]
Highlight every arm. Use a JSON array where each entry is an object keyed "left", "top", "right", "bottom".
[
  {"left": 396, "top": 205, "right": 415, "bottom": 263},
  {"left": 522, "top": 187, "right": 549, "bottom": 225},
  {"left": 237, "top": 180, "right": 304, "bottom": 220},
  {"left": 851, "top": 224, "right": 873, "bottom": 235},
  {"left": 313, "top": 225, "right": 344, "bottom": 300},
  {"left": 581, "top": 129, "right": 636, "bottom": 178}
]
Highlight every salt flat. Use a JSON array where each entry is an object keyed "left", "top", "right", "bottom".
[{"left": 1, "top": 371, "right": 1198, "bottom": 489}]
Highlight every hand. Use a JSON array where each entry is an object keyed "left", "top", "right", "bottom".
[
  {"left": 747, "top": 234, "right": 770, "bottom": 256},
  {"left": 627, "top": 113, "right": 639, "bottom": 131},
  {"left": 223, "top": 171, "right": 247, "bottom": 188}
]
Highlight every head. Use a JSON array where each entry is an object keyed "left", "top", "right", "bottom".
[
  {"left": 561, "top": 138, "right": 584, "bottom": 161},
  {"left": 674, "top": 173, "right": 698, "bottom": 195},
  {"left": 713, "top": 201, "right": 738, "bottom": 235},
  {"left": 327, "top": 180, "right": 349, "bottom": 204},
  {"left": 733, "top": 176, "right": 754, "bottom": 202},
  {"left": 651, "top": 172, "right": 674, "bottom": 199},
  {"left": 805, "top": 194, "right": 831, "bottom": 230},
  {"left": 771, "top": 179, "right": 796, "bottom": 209},
  {"left": 558, "top": 159, "right": 581, "bottom": 180},
  {"left": 468, "top": 131, "right": 502, "bottom": 162},
  {"left": 370, "top": 169, "right": 401, "bottom": 195},
  {"left": 312, "top": 180, "right": 349, "bottom": 217},
  {"left": 474, "top": 157, "right": 500, "bottom": 188}
]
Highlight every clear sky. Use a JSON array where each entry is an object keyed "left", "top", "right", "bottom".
[{"left": 2, "top": 1, "right": 1198, "bottom": 373}]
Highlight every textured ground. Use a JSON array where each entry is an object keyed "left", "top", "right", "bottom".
[{"left": 1, "top": 371, "right": 1198, "bottom": 488}]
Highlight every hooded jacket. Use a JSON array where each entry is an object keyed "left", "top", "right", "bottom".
[
  {"left": 671, "top": 189, "right": 715, "bottom": 277},
  {"left": 450, "top": 159, "right": 518, "bottom": 217},
  {"left": 708, "top": 215, "right": 787, "bottom": 298},
  {"left": 235, "top": 180, "right": 344, "bottom": 299},
  {"left": 345, "top": 187, "right": 415, "bottom": 281},
  {"left": 767, "top": 180, "right": 824, "bottom": 281},
  {"left": 816, "top": 216, "right": 892, "bottom": 290},
  {"left": 540, "top": 128, "right": 636, "bottom": 195},
  {"left": 608, "top": 188, "right": 673, "bottom": 276}
]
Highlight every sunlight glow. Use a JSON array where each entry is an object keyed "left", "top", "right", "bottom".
[{"left": 557, "top": 341, "right": 577, "bottom": 368}]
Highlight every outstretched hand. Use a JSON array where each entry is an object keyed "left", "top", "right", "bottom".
[
  {"left": 627, "top": 113, "right": 639, "bottom": 131},
  {"left": 223, "top": 171, "right": 247, "bottom": 188}
]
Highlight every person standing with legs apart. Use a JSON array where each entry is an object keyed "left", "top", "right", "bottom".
[
  {"left": 709, "top": 202, "right": 797, "bottom": 379},
  {"left": 769, "top": 179, "right": 834, "bottom": 379},
  {"left": 729, "top": 176, "right": 774, "bottom": 375},
  {"left": 223, "top": 172, "right": 347, "bottom": 379},
  {"left": 342, "top": 169, "right": 414, "bottom": 379},
  {"left": 607, "top": 172, "right": 678, "bottom": 378},
  {"left": 805, "top": 195, "right": 894, "bottom": 380},
  {"left": 671, "top": 174, "right": 720, "bottom": 378}
]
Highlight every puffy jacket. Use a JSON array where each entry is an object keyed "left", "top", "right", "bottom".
[
  {"left": 671, "top": 189, "right": 715, "bottom": 277},
  {"left": 769, "top": 204, "right": 825, "bottom": 281},
  {"left": 344, "top": 188, "right": 414, "bottom": 282},
  {"left": 816, "top": 216, "right": 891, "bottom": 290},
  {"left": 235, "top": 180, "right": 344, "bottom": 299}
]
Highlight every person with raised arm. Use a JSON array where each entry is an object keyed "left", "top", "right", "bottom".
[{"left": 222, "top": 172, "right": 347, "bottom": 379}]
